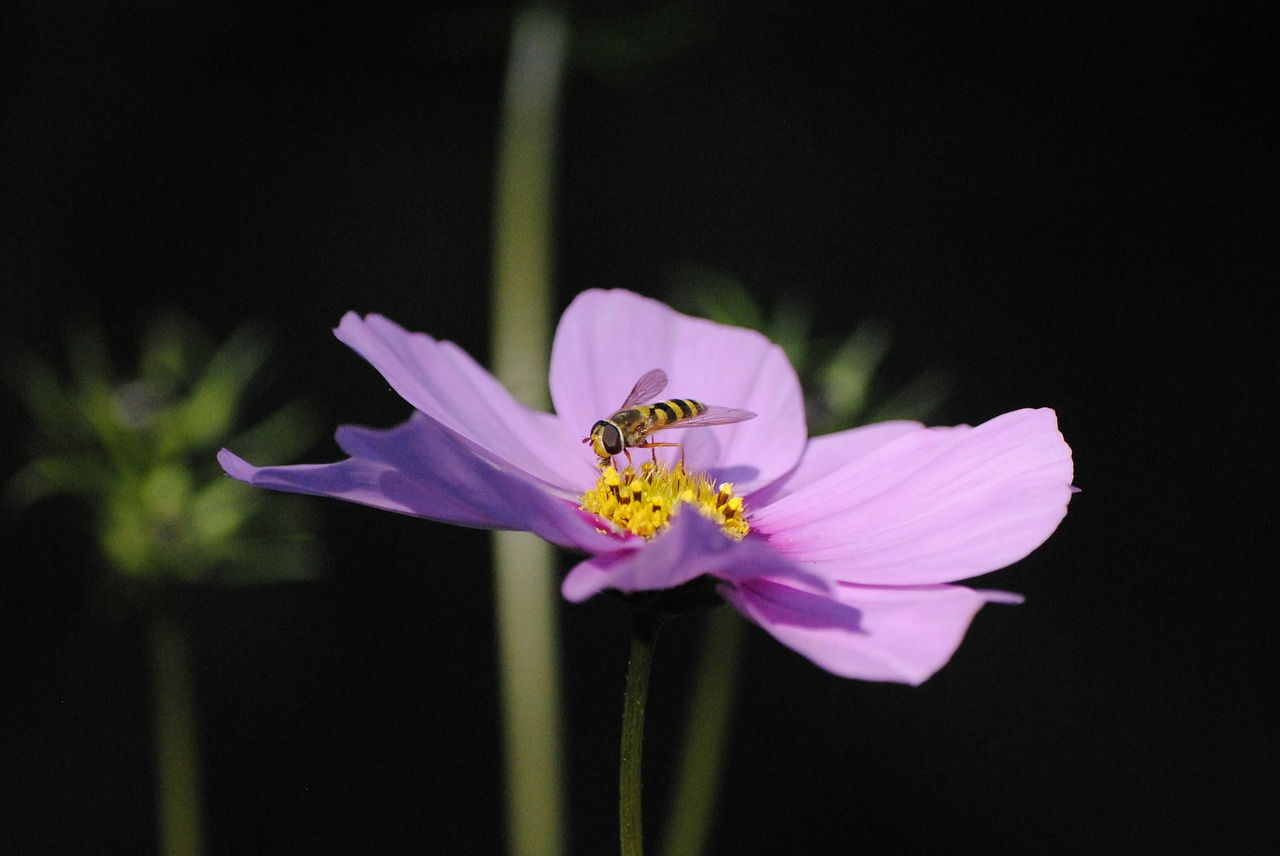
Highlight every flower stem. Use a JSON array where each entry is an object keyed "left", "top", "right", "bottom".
[
  {"left": 149, "top": 606, "right": 205, "bottom": 856},
  {"left": 492, "top": 531, "right": 567, "bottom": 855},
  {"left": 489, "top": 5, "right": 570, "bottom": 856},
  {"left": 621, "top": 608, "right": 666, "bottom": 856}
]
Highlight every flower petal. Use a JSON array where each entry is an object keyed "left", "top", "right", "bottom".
[
  {"left": 334, "top": 313, "right": 585, "bottom": 491},
  {"left": 561, "top": 512, "right": 828, "bottom": 603},
  {"left": 719, "top": 579, "right": 1013, "bottom": 684},
  {"left": 747, "top": 419, "right": 925, "bottom": 506},
  {"left": 219, "top": 412, "right": 616, "bottom": 553},
  {"left": 754, "top": 408, "right": 1073, "bottom": 585},
  {"left": 548, "top": 290, "right": 806, "bottom": 493}
]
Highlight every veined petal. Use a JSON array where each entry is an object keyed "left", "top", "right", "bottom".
[
  {"left": 748, "top": 419, "right": 925, "bottom": 507},
  {"left": 219, "top": 412, "right": 615, "bottom": 553},
  {"left": 334, "top": 313, "right": 585, "bottom": 491},
  {"left": 561, "top": 512, "right": 829, "bottom": 603},
  {"left": 548, "top": 290, "right": 806, "bottom": 494},
  {"left": 720, "top": 579, "right": 1013, "bottom": 685},
  {"left": 754, "top": 408, "right": 1073, "bottom": 585}
]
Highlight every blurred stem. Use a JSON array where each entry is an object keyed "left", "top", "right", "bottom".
[
  {"left": 492, "top": 531, "right": 568, "bottom": 855},
  {"left": 149, "top": 606, "right": 205, "bottom": 856},
  {"left": 660, "top": 608, "right": 745, "bottom": 856},
  {"left": 621, "top": 609, "right": 665, "bottom": 856},
  {"left": 489, "top": 5, "right": 569, "bottom": 856}
]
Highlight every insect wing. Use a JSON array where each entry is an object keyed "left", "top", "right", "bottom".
[
  {"left": 661, "top": 405, "right": 757, "bottom": 429},
  {"left": 617, "top": 369, "right": 668, "bottom": 409}
]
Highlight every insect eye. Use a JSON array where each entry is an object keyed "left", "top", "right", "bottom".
[{"left": 602, "top": 423, "right": 623, "bottom": 455}]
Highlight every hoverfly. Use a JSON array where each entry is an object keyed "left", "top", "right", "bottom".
[{"left": 582, "top": 368, "right": 757, "bottom": 468}]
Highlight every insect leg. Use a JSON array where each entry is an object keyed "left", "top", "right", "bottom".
[{"left": 636, "top": 441, "right": 684, "bottom": 467}]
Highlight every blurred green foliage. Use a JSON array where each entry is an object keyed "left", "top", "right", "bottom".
[
  {"left": 6, "top": 311, "right": 325, "bottom": 598},
  {"left": 668, "top": 266, "right": 950, "bottom": 432}
]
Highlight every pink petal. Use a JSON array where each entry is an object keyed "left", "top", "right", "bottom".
[
  {"left": 719, "top": 579, "right": 1013, "bottom": 685},
  {"left": 334, "top": 313, "right": 588, "bottom": 492},
  {"left": 747, "top": 419, "right": 925, "bottom": 506},
  {"left": 547, "top": 290, "right": 806, "bottom": 494},
  {"left": 561, "top": 512, "right": 829, "bottom": 603},
  {"left": 219, "top": 412, "right": 615, "bottom": 553},
  {"left": 753, "top": 408, "right": 1073, "bottom": 585}
]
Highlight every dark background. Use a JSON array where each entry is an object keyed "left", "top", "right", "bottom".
[{"left": 3, "top": 2, "right": 1272, "bottom": 854}]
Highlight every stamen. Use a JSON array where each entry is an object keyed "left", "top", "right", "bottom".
[{"left": 580, "top": 462, "right": 750, "bottom": 540}]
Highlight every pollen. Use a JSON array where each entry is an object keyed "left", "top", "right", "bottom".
[{"left": 581, "top": 462, "right": 750, "bottom": 540}]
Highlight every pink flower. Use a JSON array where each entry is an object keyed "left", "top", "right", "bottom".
[{"left": 219, "top": 289, "right": 1073, "bottom": 684}]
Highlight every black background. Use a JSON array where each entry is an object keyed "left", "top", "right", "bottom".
[{"left": 3, "top": 2, "right": 1272, "bottom": 854}]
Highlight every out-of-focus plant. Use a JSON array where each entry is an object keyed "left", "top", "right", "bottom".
[
  {"left": 6, "top": 310, "right": 324, "bottom": 856},
  {"left": 7, "top": 311, "right": 323, "bottom": 593}
]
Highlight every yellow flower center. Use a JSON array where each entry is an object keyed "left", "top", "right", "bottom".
[{"left": 580, "top": 462, "right": 749, "bottom": 541}]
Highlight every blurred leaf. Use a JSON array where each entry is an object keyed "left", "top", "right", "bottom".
[
  {"left": 668, "top": 264, "right": 763, "bottom": 331},
  {"left": 768, "top": 294, "right": 813, "bottom": 376},
  {"left": 63, "top": 319, "right": 117, "bottom": 408},
  {"left": 138, "top": 310, "right": 208, "bottom": 397},
  {"left": 816, "top": 319, "right": 892, "bottom": 426},
  {"left": 869, "top": 367, "right": 951, "bottom": 424},
  {"left": 192, "top": 478, "right": 256, "bottom": 546},
  {"left": 167, "top": 321, "right": 272, "bottom": 454},
  {"left": 6, "top": 453, "right": 114, "bottom": 507},
  {"left": 229, "top": 399, "right": 322, "bottom": 464},
  {"left": 5, "top": 351, "right": 79, "bottom": 438}
]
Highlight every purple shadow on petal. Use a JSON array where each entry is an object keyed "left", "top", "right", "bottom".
[
  {"left": 713, "top": 464, "right": 762, "bottom": 485},
  {"left": 220, "top": 411, "right": 616, "bottom": 554},
  {"left": 722, "top": 579, "right": 1010, "bottom": 684},
  {"left": 561, "top": 511, "right": 830, "bottom": 603},
  {"left": 332, "top": 312, "right": 588, "bottom": 492},
  {"left": 735, "top": 578, "right": 867, "bottom": 633}
]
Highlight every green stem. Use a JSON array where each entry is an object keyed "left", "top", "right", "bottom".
[
  {"left": 492, "top": 531, "right": 567, "bottom": 856},
  {"left": 621, "top": 609, "right": 665, "bottom": 856},
  {"left": 661, "top": 608, "right": 745, "bottom": 856},
  {"left": 490, "top": 5, "right": 570, "bottom": 856},
  {"left": 149, "top": 607, "right": 205, "bottom": 856},
  {"left": 491, "top": 1, "right": 565, "bottom": 399}
]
